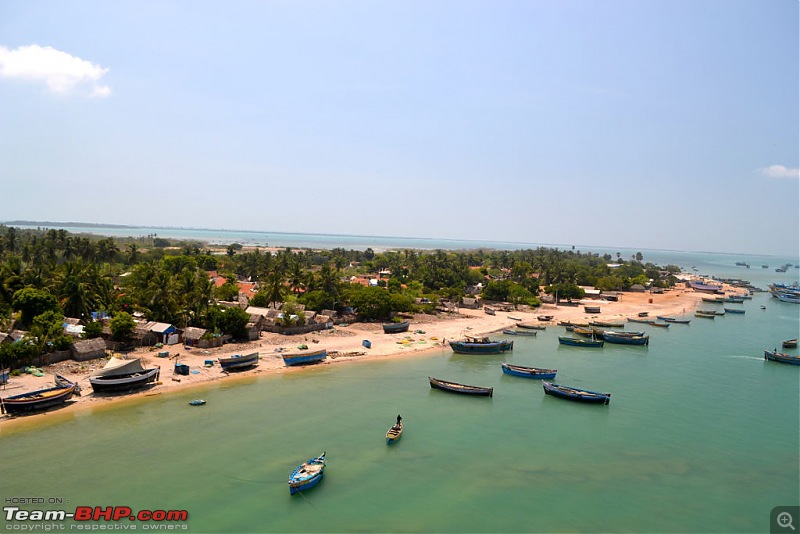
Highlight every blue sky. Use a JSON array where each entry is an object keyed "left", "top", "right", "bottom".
[{"left": 1, "top": 0, "right": 797, "bottom": 256}]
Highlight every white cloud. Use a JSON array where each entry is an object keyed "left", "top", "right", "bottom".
[
  {"left": 0, "top": 44, "right": 111, "bottom": 97},
  {"left": 759, "top": 165, "right": 800, "bottom": 179}
]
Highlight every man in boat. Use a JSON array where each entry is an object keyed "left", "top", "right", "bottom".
[{"left": 392, "top": 414, "right": 402, "bottom": 430}]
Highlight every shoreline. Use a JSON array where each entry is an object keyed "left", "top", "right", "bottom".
[{"left": 0, "top": 286, "right": 726, "bottom": 432}]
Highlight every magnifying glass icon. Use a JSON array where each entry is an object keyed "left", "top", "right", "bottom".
[{"left": 778, "top": 512, "right": 796, "bottom": 531}]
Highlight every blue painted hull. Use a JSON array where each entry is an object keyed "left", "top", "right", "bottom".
[
  {"left": 558, "top": 336, "right": 604, "bottom": 348},
  {"left": 289, "top": 452, "right": 326, "bottom": 495},
  {"left": 542, "top": 381, "right": 611, "bottom": 404},
  {"left": 282, "top": 349, "right": 327, "bottom": 366},
  {"left": 501, "top": 363, "right": 556, "bottom": 379},
  {"left": 764, "top": 350, "right": 800, "bottom": 365},
  {"left": 603, "top": 333, "right": 649, "bottom": 345},
  {"left": 218, "top": 352, "right": 259, "bottom": 370}
]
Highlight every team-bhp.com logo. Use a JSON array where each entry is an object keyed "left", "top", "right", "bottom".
[{"left": 4, "top": 506, "right": 189, "bottom": 529}]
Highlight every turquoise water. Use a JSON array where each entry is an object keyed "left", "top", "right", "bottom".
[{"left": 2, "top": 283, "right": 798, "bottom": 532}]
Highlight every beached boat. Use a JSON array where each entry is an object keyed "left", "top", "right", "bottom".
[
  {"left": 502, "top": 329, "right": 537, "bottom": 337},
  {"left": 542, "top": 381, "right": 611, "bottom": 404},
  {"left": 782, "top": 339, "right": 798, "bottom": 349},
  {"left": 428, "top": 377, "right": 493, "bottom": 397},
  {"left": 583, "top": 306, "right": 601, "bottom": 314},
  {"left": 627, "top": 317, "right": 651, "bottom": 324},
  {"left": 386, "top": 415, "right": 403, "bottom": 445},
  {"left": 603, "top": 331, "right": 649, "bottom": 345},
  {"left": 723, "top": 296, "right": 745, "bottom": 303},
  {"left": 89, "top": 357, "right": 160, "bottom": 393},
  {"left": 282, "top": 348, "right": 327, "bottom": 366},
  {"left": 763, "top": 350, "right": 800, "bottom": 366},
  {"left": 537, "top": 315, "right": 554, "bottom": 322},
  {"left": 695, "top": 311, "right": 716, "bottom": 319},
  {"left": 449, "top": 337, "right": 513, "bottom": 354},
  {"left": 723, "top": 308, "right": 745, "bottom": 314},
  {"left": 702, "top": 297, "right": 724, "bottom": 304},
  {"left": 1, "top": 375, "right": 80, "bottom": 415},
  {"left": 558, "top": 336, "right": 604, "bottom": 348},
  {"left": 218, "top": 352, "right": 260, "bottom": 371},
  {"left": 501, "top": 363, "right": 557, "bottom": 379},
  {"left": 689, "top": 281, "right": 724, "bottom": 293},
  {"left": 288, "top": 452, "right": 326, "bottom": 495},
  {"left": 382, "top": 321, "right": 410, "bottom": 334},
  {"left": 517, "top": 323, "right": 546, "bottom": 330},
  {"left": 483, "top": 307, "right": 496, "bottom": 315}
]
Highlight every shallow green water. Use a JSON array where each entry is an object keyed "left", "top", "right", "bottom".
[{"left": 2, "top": 279, "right": 798, "bottom": 532}]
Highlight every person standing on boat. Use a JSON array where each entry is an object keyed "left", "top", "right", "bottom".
[{"left": 393, "top": 414, "right": 402, "bottom": 429}]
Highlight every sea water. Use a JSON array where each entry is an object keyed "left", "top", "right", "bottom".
[
  {"left": 0, "top": 241, "right": 798, "bottom": 533},
  {"left": 1, "top": 290, "right": 798, "bottom": 532}
]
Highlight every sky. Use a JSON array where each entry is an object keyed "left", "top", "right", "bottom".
[{"left": 0, "top": 0, "right": 798, "bottom": 256}]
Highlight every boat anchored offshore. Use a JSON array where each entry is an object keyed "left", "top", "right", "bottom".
[
  {"left": 542, "top": 381, "right": 611, "bottom": 404},
  {"left": 288, "top": 452, "right": 326, "bottom": 495}
]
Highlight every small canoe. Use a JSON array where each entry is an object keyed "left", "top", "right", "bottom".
[
  {"left": 428, "top": 377, "right": 493, "bottom": 397},
  {"left": 723, "top": 308, "right": 745, "bottom": 314},
  {"left": 542, "top": 381, "right": 611, "bottom": 404},
  {"left": 537, "top": 315, "right": 554, "bottom": 322},
  {"left": 648, "top": 321, "right": 670, "bottom": 328},
  {"left": 501, "top": 363, "right": 557, "bottom": 379},
  {"left": 289, "top": 452, "right": 326, "bottom": 495},
  {"left": 781, "top": 339, "right": 798, "bottom": 349},
  {"left": 386, "top": 416, "right": 403, "bottom": 445},
  {"left": 189, "top": 399, "right": 206, "bottom": 406},
  {"left": 558, "top": 336, "right": 604, "bottom": 348}
]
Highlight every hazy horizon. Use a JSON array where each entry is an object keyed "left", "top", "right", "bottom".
[{"left": 1, "top": 1, "right": 798, "bottom": 256}]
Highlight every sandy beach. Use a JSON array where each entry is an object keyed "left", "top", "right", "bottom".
[{"left": 0, "top": 286, "right": 725, "bottom": 427}]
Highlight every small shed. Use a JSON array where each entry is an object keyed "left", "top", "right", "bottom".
[
  {"left": 71, "top": 337, "right": 107, "bottom": 362},
  {"left": 629, "top": 284, "right": 647, "bottom": 293},
  {"left": 183, "top": 327, "right": 208, "bottom": 347}
]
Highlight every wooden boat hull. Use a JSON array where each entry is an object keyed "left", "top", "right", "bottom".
[
  {"left": 89, "top": 367, "right": 160, "bottom": 393},
  {"left": 1, "top": 375, "right": 78, "bottom": 415},
  {"left": 542, "top": 381, "right": 611, "bottom": 404},
  {"left": 723, "top": 308, "right": 745, "bottom": 314},
  {"left": 449, "top": 340, "right": 513, "bottom": 354},
  {"left": 282, "top": 349, "right": 327, "bottom": 366},
  {"left": 501, "top": 363, "right": 556, "bottom": 379},
  {"left": 502, "top": 329, "right": 537, "bottom": 336},
  {"left": 382, "top": 321, "right": 410, "bottom": 334},
  {"left": 657, "top": 316, "right": 691, "bottom": 324},
  {"left": 558, "top": 336, "right": 604, "bottom": 348},
  {"left": 289, "top": 452, "right": 326, "bottom": 494},
  {"left": 428, "top": 377, "right": 493, "bottom": 397},
  {"left": 386, "top": 422, "right": 403, "bottom": 444},
  {"left": 517, "top": 323, "right": 546, "bottom": 330},
  {"left": 782, "top": 339, "right": 798, "bottom": 349},
  {"left": 218, "top": 352, "right": 260, "bottom": 370},
  {"left": 590, "top": 321, "right": 624, "bottom": 328},
  {"left": 764, "top": 350, "right": 800, "bottom": 365},
  {"left": 603, "top": 332, "right": 649, "bottom": 345}
]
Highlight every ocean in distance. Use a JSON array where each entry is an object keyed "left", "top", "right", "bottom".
[{"left": 1, "top": 225, "right": 798, "bottom": 533}]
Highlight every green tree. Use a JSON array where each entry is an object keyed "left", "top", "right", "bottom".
[
  {"left": 82, "top": 320, "right": 104, "bottom": 339},
  {"left": 110, "top": 311, "right": 136, "bottom": 342},
  {"left": 12, "top": 288, "right": 60, "bottom": 326},
  {"left": 346, "top": 285, "right": 392, "bottom": 320}
]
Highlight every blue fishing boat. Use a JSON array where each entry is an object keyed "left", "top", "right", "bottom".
[
  {"left": 288, "top": 452, "right": 326, "bottom": 495},
  {"left": 0, "top": 375, "right": 80, "bottom": 415},
  {"left": 558, "top": 336, "right": 604, "bottom": 348},
  {"left": 764, "top": 350, "right": 800, "bottom": 365},
  {"left": 723, "top": 308, "right": 745, "bottom": 314},
  {"left": 218, "top": 352, "right": 259, "bottom": 371},
  {"left": 448, "top": 337, "right": 513, "bottom": 354},
  {"left": 542, "top": 381, "right": 611, "bottom": 404},
  {"left": 656, "top": 316, "right": 691, "bottom": 324},
  {"left": 282, "top": 348, "right": 327, "bottom": 366},
  {"left": 501, "top": 363, "right": 557, "bottom": 379},
  {"left": 603, "top": 331, "right": 649, "bottom": 345}
]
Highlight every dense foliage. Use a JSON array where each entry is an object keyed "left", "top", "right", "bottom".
[{"left": 0, "top": 226, "right": 677, "bottom": 367}]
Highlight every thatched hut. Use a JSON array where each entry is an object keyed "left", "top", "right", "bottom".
[{"left": 71, "top": 337, "right": 108, "bottom": 362}]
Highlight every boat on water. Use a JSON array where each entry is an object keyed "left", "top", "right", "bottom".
[
  {"left": 517, "top": 323, "right": 546, "bottom": 330},
  {"left": 558, "top": 336, "right": 604, "bottom": 348},
  {"left": 572, "top": 326, "right": 606, "bottom": 338},
  {"left": 627, "top": 317, "right": 651, "bottom": 324},
  {"left": 656, "top": 316, "right": 691, "bottom": 324},
  {"left": 542, "top": 381, "right": 611, "bottom": 404},
  {"left": 428, "top": 377, "right": 493, "bottom": 397},
  {"left": 648, "top": 321, "right": 670, "bottom": 328},
  {"left": 764, "top": 350, "right": 800, "bottom": 366},
  {"left": 288, "top": 452, "right": 326, "bottom": 495},
  {"left": 382, "top": 321, "right": 410, "bottom": 334},
  {"left": 502, "top": 329, "right": 537, "bottom": 336},
  {"left": 589, "top": 320, "right": 625, "bottom": 328},
  {"left": 723, "top": 308, "right": 745, "bottom": 314},
  {"left": 695, "top": 311, "right": 716, "bottom": 319},
  {"left": 282, "top": 348, "right": 327, "bottom": 366},
  {"left": 1, "top": 375, "right": 80, "bottom": 415},
  {"left": 189, "top": 399, "right": 206, "bottom": 406},
  {"left": 782, "top": 339, "right": 798, "bottom": 349},
  {"left": 603, "top": 331, "right": 650, "bottom": 346},
  {"left": 386, "top": 415, "right": 403, "bottom": 445},
  {"left": 702, "top": 297, "right": 724, "bottom": 304},
  {"left": 218, "top": 352, "right": 260, "bottom": 371},
  {"left": 501, "top": 363, "right": 557, "bottom": 379},
  {"left": 448, "top": 337, "right": 513, "bottom": 354},
  {"left": 89, "top": 357, "right": 161, "bottom": 393}
]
